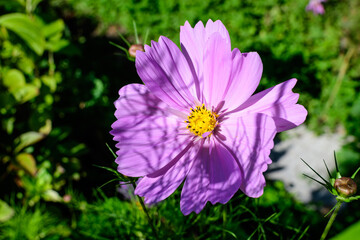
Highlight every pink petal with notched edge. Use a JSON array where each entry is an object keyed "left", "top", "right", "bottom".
[
  {"left": 204, "top": 19, "right": 231, "bottom": 44},
  {"left": 135, "top": 141, "right": 201, "bottom": 204},
  {"left": 180, "top": 21, "right": 205, "bottom": 85},
  {"left": 222, "top": 51, "right": 263, "bottom": 112},
  {"left": 110, "top": 84, "right": 193, "bottom": 177},
  {"left": 136, "top": 36, "right": 198, "bottom": 111},
  {"left": 180, "top": 20, "right": 231, "bottom": 102},
  {"left": 203, "top": 32, "right": 232, "bottom": 108},
  {"left": 230, "top": 78, "right": 307, "bottom": 132},
  {"left": 219, "top": 113, "right": 276, "bottom": 197},
  {"left": 180, "top": 139, "right": 242, "bottom": 215}
]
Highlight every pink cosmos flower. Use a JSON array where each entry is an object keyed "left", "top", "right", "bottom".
[
  {"left": 306, "top": 0, "right": 326, "bottom": 15},
  {"left": 110, "top": 20, "right": 307, "bottom": 215}
]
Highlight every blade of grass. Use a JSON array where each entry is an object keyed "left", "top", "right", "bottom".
[
  {"left": 105, "top": 143, "right": 117, "bottom": 159},
  {"left": 93, "top": 164, "right": 119, "bottom": 176},
  {"left": 297, "top": 225, "right": 309, "bottom": 240},
  {"left": 97, "top": 178, "right": 124, "bottom": 190},
  {"left": 133, "top": 20, "right": 139, "bottom": 44},
  {"left": 143, "top": 28, "right": 149, "bottom": 45}
]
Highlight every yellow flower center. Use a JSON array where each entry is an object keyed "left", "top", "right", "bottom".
[{"left": 185, "top": 104, "right": 218, "bottom": 137}]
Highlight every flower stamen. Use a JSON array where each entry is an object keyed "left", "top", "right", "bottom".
[{"left": 185, "top": 104, "right": 218, "bottom": 137}]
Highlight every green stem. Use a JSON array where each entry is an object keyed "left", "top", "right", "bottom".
[
  {"left": 323, "top": 47, "right": 355, "bottom": 115},
  {"left": 320, "top": 201, "right": 342, "bottom": 240},
  {"left": 131, "top": 182, "right": 159, "bottom": 238},
  {"left": 48, "top": 51, "right": 55, "bottom": 76}
]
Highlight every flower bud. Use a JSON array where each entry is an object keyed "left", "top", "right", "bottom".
[
  {"left": 129, "top": 44, "right": 144, "bottom": 58},
  {"left": 334, "top": 177, "right": 357, "bottom": 197}
]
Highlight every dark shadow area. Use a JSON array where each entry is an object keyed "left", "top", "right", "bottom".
[
  {"left": 310, "top": 188, "right": 336, "bottom": 207},
  {"left": 35, "top": 1, "right": 142, "bottom": 199},
  {"left": 258, "top": 49, "right": 322, "bottom": 99}
]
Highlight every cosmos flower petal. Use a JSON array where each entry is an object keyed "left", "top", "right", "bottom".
[
  {"left": 203, "top": 32, "right": 232, "bottom": 107},
  {"left": 231, "top": 78, "right": 307, "bottom": 132},
  {"left": 180, "top": 21, "right": 206, "bottom": 89},
  {"left": 180, "top": 20, "right": 231, "bottom": 102},
  {"left": 110, "top": 84, "right": 192, "bottom": 177},
  {"left": 222, "top": 50, "right": 263, "bottom": 111},
  {"left": 198, "top": 33, "right": 232, "bottom": 107},
  {"left": 219, "top": 113, "right": 276, "bottom": 197},
  {"left": 180, "top": 142, "right": 210, "bottom": 215},
  {"left": 136, "top": 36, "right": 198, "bottom": 111},
  {"left": 135, "top": 142, "right": 201, "bottom": 204},
  {"left": 179, "top": 141, "right": 242, "bottom": 215},
  {"left": 204, "top": 19, "right": 231, "bottom": 43},
  {"left": 206, "top": 142, "right": 242, "bottom": 205}
]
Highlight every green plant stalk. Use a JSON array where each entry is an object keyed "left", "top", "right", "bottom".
[
  {"left": 131, "top": 182, "right": 159, "bottom": 238},
  {"left": 320, "top": 201, "right": 342, "bottom": 240},
  {"left": 48, "top": 51, "right": 55, "bottom": 76},
  {"left": 323, "top": 47, "right": 355, "bottom": 114}
]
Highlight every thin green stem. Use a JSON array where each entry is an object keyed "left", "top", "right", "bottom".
[
  {"left": 320, "top": 201, "right": 342, "bottom": 240},
  {"left": 323, "top": 47, "right": 355, "bottom": 115},
  {"left": 48, "top": 51, "right": 55, "bottom": 76},
  {"left": 131, "top": 182, "right": 159, "bottom": 238}
]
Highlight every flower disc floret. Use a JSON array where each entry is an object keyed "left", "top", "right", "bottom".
[{"left": 185, "top": 104, "right": 218, "bottom": 137}]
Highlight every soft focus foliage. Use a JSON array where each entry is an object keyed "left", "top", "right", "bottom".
[
  {"left": 0, "top": 0, "right": 88, "bottom": 207},
  {"left": 1, "top": 0, "right": 360, "bottom": 239}
]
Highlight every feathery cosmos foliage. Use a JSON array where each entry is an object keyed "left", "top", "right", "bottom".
[{"left": 110, "top": 20, "right": 307, "bottom": 215}]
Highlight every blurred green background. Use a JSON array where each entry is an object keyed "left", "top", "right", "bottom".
[{"left": 0, "top": 0, "right": 359, "bottom": 239}]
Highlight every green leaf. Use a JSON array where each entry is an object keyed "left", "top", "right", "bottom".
[
  {"left": 105, "top": 143, "right": 117, "bottom": 159},
  {"left": 42, "top": 189, "right": 62, "bottom": 202},
  {"left": 93, "top": 164, "right": 129, "bottom": 182},
  {"left": 3, "top": 69, "right": 26, "bottom": 92},
  {"left": 42, "top": 19, "right": 69, "bottom": 52},
  {"left": 70, "top": 143, "right": 87, "bottom": 155},
  {"left": 331, "top": 220, "right": 360, "bottom": 240},
  {"left": 42, "top": 19, "right": 65, "bottom": 38},
  {"left": 46, "top": 39, "right": 69, "bottom": 52},
  {"left": 3, "top": 69, "right": 39, "bottom": 103},
  {"left": 0, "top": 199, "right": 14, "bottom": 223},
  {"left": 16, "top": 152, "right": 37, "bottom": 176},
  {"left": 17, "top": 57, "right": 35, "bottom": 75},
  {"left": 0, "top": 13, "right": 45, "bottom": 55},
  {"left": 14, "top": 131, "right": 45, "bottom": 153},
  {"left": 3, "top": 117, "right": 15, "bottom": 134},
  {"left": 39, "top": 119, "right": 52, "bottom": 135},
  {"left": 41, "top": 75, "right": 57, "bottom": 92},
  {"left": 12, "top": 84, "right": 39, "bottom": 103},
  {"left": 0, "top": 0, "right": 23, "bottom": 9}
]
